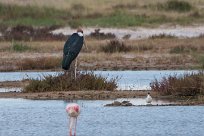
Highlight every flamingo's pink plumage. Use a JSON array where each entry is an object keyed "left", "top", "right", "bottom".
[{"left": 66, "top": 103, "right": 80, "bottom": 136}]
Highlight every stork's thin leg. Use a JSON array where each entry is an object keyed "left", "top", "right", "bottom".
[
  {"left": 65, "top": 70, "right": 68, "bottom": 75},
  {"left": 74, "top": 58, "right": 77, "bottom": 80}
]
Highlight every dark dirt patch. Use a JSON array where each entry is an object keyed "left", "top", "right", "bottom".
[
  {"left": 0, "top": 25, "right": 67, "bottom": 41},
  {"left": 88, "top": 28, "right": 116, "bottom": 40}
]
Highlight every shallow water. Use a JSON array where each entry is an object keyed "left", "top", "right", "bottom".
[
  {"left": 0, "top": 99, "right": 203, "bottom": 136},
  {"left": 0, "top": 70, "right": 196, "bottom": 90},
  {"left": 0, "top": 71, "right": 59, "bottom": 82},
  {"left": 94, "top": 70, "right": 196, "bottom": 90}
]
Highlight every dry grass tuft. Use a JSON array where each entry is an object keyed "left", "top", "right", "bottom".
[
  {"left": 17, "top": 57, "right": 62, "bottom": 70},
  {"left": 100, "top": 39, "right": 132, "bottom": 53},
  {"left": 150, "top": 34, "right": 176, "bottom": 39},
  {"left": 170, "top": 45, "right": 197, "bottom": 54},
  {"left": 89, "top": 29, "right": 116, "bottom": 40},
  {"left": 157, "top": 0, "right": 193, "bottom": 12}
]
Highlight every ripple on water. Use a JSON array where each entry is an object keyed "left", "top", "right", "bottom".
[{"left": 0, "top": 99, "right": 204, "bottom": 136}]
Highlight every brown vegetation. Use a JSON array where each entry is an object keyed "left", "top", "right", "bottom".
[
  {"left": 17, "top": 57, "right": 62, "bottom": 70},
  {"left": 23, "top": 72, "right": 117, "bottom": 92},
  {"left": 100, "top": 39, "right": 132, "bottom": 53},
  {"left": 0, "top": 36, "right": 204, "bottom": 71},
  {"left": 150, "top": 71, "right": 204, "bottom": 96}
]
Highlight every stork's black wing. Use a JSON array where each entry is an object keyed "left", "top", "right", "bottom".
[{"left": 62, "top": 33, "right": 84, "bottom": 70}]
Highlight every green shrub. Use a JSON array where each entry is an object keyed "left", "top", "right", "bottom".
[
  {"left": 23, "top": 72, "right": 117, "bottom": 92},
  {"left": 150, "top": 72, "right": 204, "bottom": 96},
  {"left": 166, "top": 0, "right": 192, "bottom": 12},
  {"left": 170, "top": 46, "right": 185, "bottom": 54},
  {"left": 170, "top": 45, "right": 197, "bottom": 54},
  {"left": 0, "top": 3, "right": 68, "bottom": 26},
  {"left": 101, "top": 39, "right": 132, "bottom": 53},
  {"left": 12, "top": 42, "right": 33, "bottom": 52},
  {"left": 194, "top": 55, "right": 204, "bottom": 69},
  {"left": 76, "top": 11, "right": 170, "bottom": 28},
  {"left": 157, "top": 0, "right": 192, "bottom": 12}
]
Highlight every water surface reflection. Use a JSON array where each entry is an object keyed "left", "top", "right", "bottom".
[{"left": 0, "top": 99, "right": 203, "bottom": 136}]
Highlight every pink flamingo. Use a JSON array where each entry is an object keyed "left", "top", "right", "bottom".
[{"left": 66, "top": 103, "right": 80, "bottom": 136}]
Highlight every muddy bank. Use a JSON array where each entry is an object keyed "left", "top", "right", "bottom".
[
  {"left": 1, "top": 91, "right": 203, "bottom": 106},
  {"left": 0, "top": 90, "right": 150, "bottom": 100}
]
